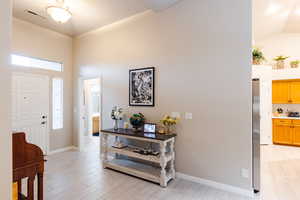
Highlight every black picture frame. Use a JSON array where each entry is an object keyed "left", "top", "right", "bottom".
[{"left": 129, "top": 67, "right": 155, "bottom": 107}]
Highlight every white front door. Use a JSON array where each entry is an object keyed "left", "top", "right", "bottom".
[{"left": 12, "top": 73, "right": 49, "bottom": 154}]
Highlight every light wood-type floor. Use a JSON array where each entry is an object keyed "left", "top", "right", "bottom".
[
  {"left": 39, "top": 136, "right": 253, "bottom": 200},
  {"left": 261, "top": 144, "right": 300, "bottom": 200},
  {"left": 22, "top": 137, "right": 300, "bottom": 199}
]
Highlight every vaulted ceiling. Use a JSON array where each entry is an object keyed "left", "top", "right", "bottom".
[
  {"left": 253, "top": 0, "right": 300, "bottom": 41},
  {"left": 13, "top": 0, "right": 181, "bottom": 36}
]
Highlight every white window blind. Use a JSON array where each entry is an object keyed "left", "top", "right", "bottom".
[
  {"left": 11, "top": 54, "right": 63, "bottom": 72},
  {"left": 52, "top": 78, "right": 63, "bottom": 130}
]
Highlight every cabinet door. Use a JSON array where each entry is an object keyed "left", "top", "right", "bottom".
[
  {"left": 289, "top": 82, "right": 300, "bottom": 103},
  {"left": 293, "top": 124, "right": 300, "bottom": 146},
  {"left": 273, "top": 123, "right": 293, "bottom": 145},
  {"left": 272, "top": 82, "right": 289, "bottom": 104}
]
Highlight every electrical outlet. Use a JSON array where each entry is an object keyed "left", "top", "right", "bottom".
[
  {"left": 185, "top": 112, "right": 193, "bottom": 120},
  {"left": 241, "top": 168, "right": 249, "bottom": 179}
]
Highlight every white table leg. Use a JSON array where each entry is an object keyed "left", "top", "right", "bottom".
[
  {"left": 170, "top": 138, "right": 176, "bottom": 179},
  {"left": 160, "top": 141, "right": 167, "bottom": 187},
  {"left": 101, "top": 133, "right": 108, "bottom": 168}
]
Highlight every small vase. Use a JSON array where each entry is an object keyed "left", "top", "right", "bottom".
[
  {"left": 164, "top": 126, "right": 171, "bottom": 134},
  {"left": 113, "top": 120, "right": 118, "bottom": 130},
  {"left": 276, "top": 60, "right": 285, "bottom": 69},
  {"left": 291, "top": 63, "right": 299, "bottom": 68},
  {"left": 252, "top": 59, "right": 261, "bottom": 65}
]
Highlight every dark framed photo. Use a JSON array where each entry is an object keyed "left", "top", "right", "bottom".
[{"left": 129, "top": 67, "right": 155, "bottom": 106}]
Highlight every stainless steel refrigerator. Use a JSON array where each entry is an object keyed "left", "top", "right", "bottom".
[{"left": 252, "top": 79, "right": 260, "bottom": 193}]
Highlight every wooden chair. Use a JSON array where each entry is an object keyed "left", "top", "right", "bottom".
[{"left": 13, "top": 132, "right": 45, "bottom": 200}]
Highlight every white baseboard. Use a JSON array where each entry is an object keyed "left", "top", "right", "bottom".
[
  {"left": 176, "top": 172, "right": 254, "bottom": 198},
  {"left": 48, "top": 146, "right": 77, "bottom": 155}
]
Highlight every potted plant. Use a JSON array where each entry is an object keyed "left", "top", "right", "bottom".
[
  {"left": 274, "top": 55, "right": 289, "bottom": 69},
  {"left": 290, "top": 60, "right": 300, "bottom": 68},
  {"left": 160, "top": 115, "right": 179, "bottom": 134},
  {"left": 252, "top": 48, "right": 265, "bottom": 65},
  {"left": 129, "top": 113, "right": 145, "bottom": 131}
]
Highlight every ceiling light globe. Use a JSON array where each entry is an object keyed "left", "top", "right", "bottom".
[{"left": 47, "top": 6, "right": 72, "bottom": 23}]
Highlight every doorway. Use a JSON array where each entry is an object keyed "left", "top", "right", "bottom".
[
  {"left": 11, "top": 72, "right": 50, "bottom": 154},
  {"left": 79, "top": 77, "right": 102, "bottom": 152},
  {"left": 253, "top": 65, "right": 300, "bottom": 198}
]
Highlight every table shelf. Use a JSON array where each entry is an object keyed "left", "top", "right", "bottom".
[
  {"left": 104, "top": 158, "right": 172, "bottom": 184},
  {"left": 107, "top": 146, "right": 172, "bottom": 164}
]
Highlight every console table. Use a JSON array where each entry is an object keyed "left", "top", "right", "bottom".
[{"left": 100, "top": 128, "right": 176, "bottom": 187}]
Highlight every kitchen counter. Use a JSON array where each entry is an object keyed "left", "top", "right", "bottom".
[{"left": 272, "top": 116, "right": 300, "bottom": 120}]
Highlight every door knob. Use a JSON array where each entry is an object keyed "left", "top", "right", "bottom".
[
  {"left": 41, "top": 121, "right": 47, "bottom": 125},
  {"left": 42, "top": 116, "right": 47, "bottom": 119}
]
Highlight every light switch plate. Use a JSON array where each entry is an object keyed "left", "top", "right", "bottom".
[
  {"left": 171, "top": 112, "right": 180, "bottom": 118},
  {"left": 185, "top": 112, "right": 193, "bottom": 120}
]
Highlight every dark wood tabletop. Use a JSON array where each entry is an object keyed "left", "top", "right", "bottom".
[{"left": 101, "top": 128, "right": 176, "bottom": 141}]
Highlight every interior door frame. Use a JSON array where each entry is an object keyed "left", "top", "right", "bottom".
[
  {"left": 252, "top": 65, "right": 272, "bottom": 145},
  {"left": 12, "top": 72, "right": 50, "bottom": 154},
  {"left": 78, "top": 76, "right": 102, "bottom": 152}
]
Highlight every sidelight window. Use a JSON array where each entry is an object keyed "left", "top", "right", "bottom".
[{"left": 52, "top": 78, "right": 63, "bottom": 130}]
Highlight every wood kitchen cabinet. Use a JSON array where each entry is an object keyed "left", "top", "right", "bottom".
[
  {"left": 289, "top": 82, "right": 300, "bottom": 103},
  {"left": 272, "top": 81, "right": 289, "bottom": 103},
  {"left": 293, "top": 125, "right": 300, "bottom": 146},
  {"left": 12, "top": 182, "right": 17, "bottom": 200},
  {"left": 292, "top": 120, "right": 300, "bottom": 146},
  {"left": 273, "top": 119, "right": 300, "bottom": 146},
  {"left": 273, "top": 119, "right": 293, "bottom": 145},
  {"left": 273, "top": 80, "right": 300, "bottom": 104}
]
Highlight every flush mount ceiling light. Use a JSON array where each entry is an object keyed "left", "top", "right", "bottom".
[
  {"left": 46, "top": 0, "right": 72, "bottom": 23},
  {"left": 265, "top": 3, "right": 282, "bottom": 16}
]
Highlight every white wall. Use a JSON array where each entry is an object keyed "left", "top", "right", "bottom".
[
  {"left": 0, "top": 0, "right": 12, "bottom": 199},
  {"left": 257, "top": 33, "right": 300, "bottom": 113},
  {"left": 74, "top": 0, "right": 252, "bottom": 190},
  {"left": 257, "top": 33, "right": 300, "bottom": 67},
  {"left": 11, "top": 18, "right": 74, "bottom": 151}
]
